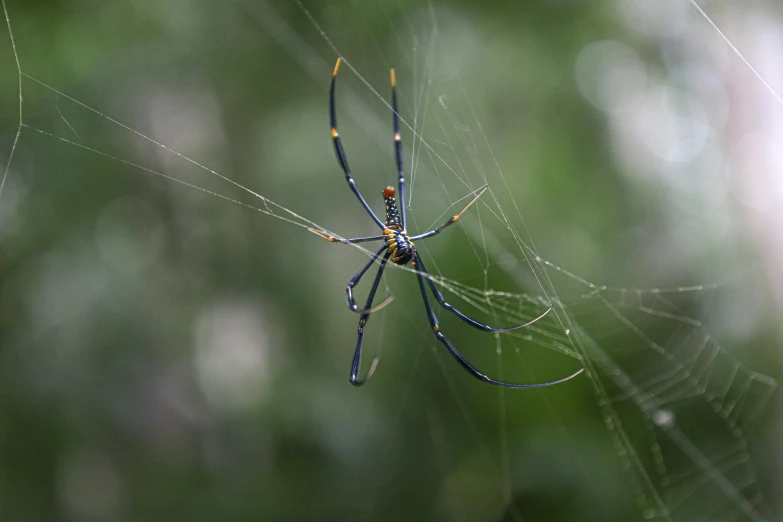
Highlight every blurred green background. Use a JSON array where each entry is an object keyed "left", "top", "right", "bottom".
[{"left": 1, "top": 1, "right": 782, "bottom": 521}]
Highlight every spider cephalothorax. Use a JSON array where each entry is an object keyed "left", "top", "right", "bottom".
[
  {"left": 308, "top": 57, "right": 584, "bottom": 389},
  {"left": 382, "top": 187, "right": 414, "bottom": 265}
]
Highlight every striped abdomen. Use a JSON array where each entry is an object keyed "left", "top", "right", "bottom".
[
  {"left": 382, "top": 186, "right": 414, "bottom": 265},
  {"left": 383, "top": 186, "right": 402, "bottom": 230}
]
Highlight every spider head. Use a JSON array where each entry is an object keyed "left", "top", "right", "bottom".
[
  {"left": 385, "top": 227, "right": 414, "bottom": 265},
  {"left": 392, "top": 244, "right": 414, "bottom": 265}
]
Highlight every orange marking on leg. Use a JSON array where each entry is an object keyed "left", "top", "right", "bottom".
[
  {"left": 390, "top": 68, "right": 396, "bottom": 87},
  {"left": 331, "top": 127, "right": 339, "bottom": 139},
  {"left": 308, "top": 227, "right": 341, "bottom": 243},
  {"left": 383, "top": 186, "right": 395, "bottom": 198},
  {"left": 333, "top": 58, "right": 342, "bottom": 77},
  {"left": 454, "top": 184, "right": 489, "bottom": 220},
  {"left": 394, "top": 132, "right": 401, "bottom": 142}
]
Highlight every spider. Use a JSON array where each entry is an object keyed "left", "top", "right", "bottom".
[{"left": 309, "top": 58, "right": 584, "bottom": 388}]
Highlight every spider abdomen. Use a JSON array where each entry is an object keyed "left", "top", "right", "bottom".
[
  {"left": 382, "top": 186, "right": 414, "bottom": 264},
  {"left": 383, "top": 186, "right": 402, "bottom": 229}
]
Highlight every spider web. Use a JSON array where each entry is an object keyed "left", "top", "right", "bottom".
[{"left": 0, "top": 1, "right": 780, "bottom": 521}]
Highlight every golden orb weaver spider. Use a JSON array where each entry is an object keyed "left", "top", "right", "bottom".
[{"left": 309, "top": 58, "right": 584, "bottom": 388}]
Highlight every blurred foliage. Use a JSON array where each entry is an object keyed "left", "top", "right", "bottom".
[{"left": 0, "top": 1, "right": 781, "bottom": 521}]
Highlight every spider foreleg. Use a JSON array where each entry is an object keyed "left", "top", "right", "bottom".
[{"left": 411, "top": 184, "right": 490, "bottom": 241}]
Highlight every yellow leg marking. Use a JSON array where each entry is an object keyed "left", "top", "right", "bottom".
[
  {"left": 354, "top": 296, "right": 395, "bottom": 315},
  {"left": 307, "top": 227, "right": 341, "bottom": 243},
  {"left": 331, "top": 127, "right": 339, "bottom": 139},
  {"left": 366, "top": 357, "right": 380, "bottom": 381},
  {"left": 333, "top": 57, "right": 342, "bottom": 77},
  {"left": 390, "top": 68, "right": 396, "bottom": 87},
  {"left": 453, "top": 184, "right": 489, "bottom": 220},
  {"left": 433, "top": 325, "right": 439, "bottom": 333}
]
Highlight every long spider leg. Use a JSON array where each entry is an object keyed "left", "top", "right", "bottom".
[
  {"left": 411, "top": 185, "right": 489, "bottom": 241},
  {"left": 307, "top": 228, "right": 385, "bottom": 244},
  {"left": 346, "top": 244, "right": 395, "bottom": 315},
  {"left": 390, "top": 67, "right": 406, "bottom": 231},
  {"left": 415, "top": 254, "right": 553, "bottom": 332},
  {"left": 330, "top": 58, "right": 386, "bottom": 229},
  {"left": 351, "top": 252, "right": 392, "bottom": 386},
  {"left": 410, "top": 184, "right": 489, "bottom": 241},
  {"left": 413, "top": 255, "right": 584, "bottom": 389}
]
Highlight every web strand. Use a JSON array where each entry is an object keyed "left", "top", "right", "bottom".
[
  {"left": 0, "top": 0, "right": 22, "bottom": 202},
  {"left": 689, "top": 0, "right": 783, "bottom": 107}
]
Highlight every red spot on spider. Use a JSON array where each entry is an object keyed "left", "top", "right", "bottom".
[{"left": 383, "top": 187, "right": 395, "bottom": 198}]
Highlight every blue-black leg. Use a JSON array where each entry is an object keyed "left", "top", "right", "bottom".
[
  {"left": 414, "top": 254, "right": 553, "bottom": 332},
  {"left": 390, "top": 67, "right": 406, "bottom": 231},
  {"left": 351, "top": 251, "right": 392, "bottom": 386},
  {"left": 413, "top": 254, "right": 584, "bottom": 388},
  {"left": 308, "top": 228, "right": 385, "bottom": 244},
  {"left": 346, "top": 245, "right": 395, "bottom": 315},
  {"left": 330, "top": 58, "right": 386, "bottom": 230}
]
